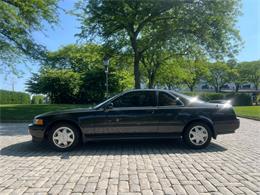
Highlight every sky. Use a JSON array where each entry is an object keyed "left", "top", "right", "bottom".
[{"left": 0, "top": 0, "right": 259, "bottom": 92}]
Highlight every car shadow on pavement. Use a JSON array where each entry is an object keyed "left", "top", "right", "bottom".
[{"left": 0, "top": 139, "right": 227, "bottom": 158}]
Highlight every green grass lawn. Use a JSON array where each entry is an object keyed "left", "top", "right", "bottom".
[
  {"left": 0, "top": 104, "right": 91, "bottom": 122},
  {"left": 234, "top": 106, "right": 260, "bottom": 120}
]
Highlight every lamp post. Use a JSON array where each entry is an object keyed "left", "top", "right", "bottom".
[{"left": 103, "top": 57, "right": 110, "bottom": 98}]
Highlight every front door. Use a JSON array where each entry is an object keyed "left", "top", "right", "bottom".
[
  {"left": 156, "top": 91, "right": 184, "bottom": 133},
  {"left": 103, "top": 91, "right": 157, "bottom": 134}
]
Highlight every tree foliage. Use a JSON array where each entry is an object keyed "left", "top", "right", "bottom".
[
  {"left": 179, "top": 58, "right": 209, "bottom": 91},
  {"left": 26, "top": 69, "right": 82, "bottom": 104},
  {"left": 44, "top": 44, "right": 104, "bottom": 72},
  {"left": 76, "top": 0, "right": 241, "bottom": 88},
  {"left": 155, "top": 59, "right": 185, "bottom": 90},
  {"left": 207, "top": 62, "right": 231, "bottom": 92},
  {"left": 0, "top": 0, "right": 59, "bottom": 73},
  {"left": 27, "top": 43, "right": 134, "bottom": 103},
  {"left": 238, "top": 60, "right": 260, "bottom": 90}
]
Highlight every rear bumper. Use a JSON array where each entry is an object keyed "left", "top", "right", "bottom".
[
  {"left": 28, "top": 124, "right": 45, "bottom": 142},
  {"left": 214, "top": 118, "right": 240, "bottom": 135}
]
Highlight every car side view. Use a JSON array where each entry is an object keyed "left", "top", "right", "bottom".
[{"left": 29, "top": 89, "right": 240, "bottom": 151}]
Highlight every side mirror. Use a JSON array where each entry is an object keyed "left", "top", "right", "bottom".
[{"left": 106, "top": 102, "right": 114, "bottom": 110}]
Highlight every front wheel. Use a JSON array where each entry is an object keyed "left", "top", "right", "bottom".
[
  {"left": 183, "top": 122, "right": 212, "bottom": 149},
  {"left": 48, "top": 123, "right": 81, "bottom": 151}
]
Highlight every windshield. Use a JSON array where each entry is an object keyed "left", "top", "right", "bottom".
[{"left": 93, "top": 94, "right": 118, "bottom": 109}]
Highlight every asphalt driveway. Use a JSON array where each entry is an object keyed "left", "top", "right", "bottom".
[{"left": 0, "top": 118, "right": 259, "bottom": 195}]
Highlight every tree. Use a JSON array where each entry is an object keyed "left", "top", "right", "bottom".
[
  {"left": 140, "top": 47, "right": 173, "bottom": 89},
  {"left": 180, "top": 59, "right": 209, "bottom": 91},
  {"left": 79, "top": 67, "right": 126, "bottom": 103},
  {"left": 155, "top": 59, "right": 185, "bottom": 90},
  {"left": 239, "top": 60, "right": 260, "bottom": 90},
  {"left": 44, "top": 44, "right": 104, "bottom": 72},
  {"left": 76, "top": 0, "right": 241, "bottom": 88},
  {"left": 0, "top": 0, "right": 59, "bottom": 73},
  {"left": 26, "top": 69, "right": 82, "bottom": 104},
  {"left": 226, "top": 59, "right": 242, "bottom": 92},
  {"left": 207, "top": 62, "right": 231, "bottom": 93}
]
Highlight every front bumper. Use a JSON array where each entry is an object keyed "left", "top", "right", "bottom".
[
  {"left": 214, "top": 118, "right": 240, "bottom": 135},
  {"left": 28, "top": 124, "right": 45, "bottom": 142}
]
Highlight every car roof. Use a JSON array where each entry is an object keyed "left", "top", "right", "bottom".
[{"left": 125, "top": 89, "right": 172, "bottom": 93}]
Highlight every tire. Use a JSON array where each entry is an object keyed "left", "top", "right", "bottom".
[
  {"left": 183, "top": 122, "right": 212, "bottom": 149},
  {"left": 48, "top": 123, "right": 81, "bottom": 151}
]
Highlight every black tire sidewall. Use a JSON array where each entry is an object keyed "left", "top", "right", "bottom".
[
  {"left": 48, "top": 123, "right": 80, "bottom": 151},
  {"left": 183, "top": 122, "right": 212, "bottom": 149}
]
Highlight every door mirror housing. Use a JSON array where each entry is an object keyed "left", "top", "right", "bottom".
[{"left": 106, "top": 102, "right": 114, "bottom": 110}]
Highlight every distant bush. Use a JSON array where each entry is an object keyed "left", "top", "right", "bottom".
[
  {"left": 183, "top": 92, "right": 225, "bottom": 101},
  {"left": 225, "top": 93, "right": 252, "bottom": 106},
  {"left": 182, "top": 91, "right": 252, "bottom": 106},
  {"left": 0, "top": 90, "right": 30, "bottom": 104},
  {"left": 31, "top": 95, "right": 45, "bottom": 104}
]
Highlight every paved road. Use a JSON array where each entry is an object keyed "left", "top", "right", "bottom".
[{"left": 0, "top": 118, "right": 260, "bottom": 195}]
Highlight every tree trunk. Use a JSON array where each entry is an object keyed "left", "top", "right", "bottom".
[
  {"left": 134, "top": 53, "right": 141, "bottom": 89},
  {"left": 148, "top": 72, "right": 155, "bottom": 89},
  {"left": 189, "top": 86, "right": 193, "bottom": 91},
  {"left": 130, "top": 34, "right": 141, "bottom": 89},
  {"left": 235, "top": 83, "right": 239, "bottom": 92},
  {"left": 255, "top": 83, "right": 258, "bottom": 90}
]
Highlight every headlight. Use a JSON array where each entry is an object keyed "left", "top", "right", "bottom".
[{"left": 34, "top": 118, "right": 44, "bottom": 125}]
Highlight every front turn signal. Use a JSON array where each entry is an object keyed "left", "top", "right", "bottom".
[{"left": 34, "top": 119, "right": 44, "bottom": 125}]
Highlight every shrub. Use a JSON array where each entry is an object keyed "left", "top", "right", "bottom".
[
  {"left": 26, "top": 69, "right": 82, "bottom": 104},
  {"left": 182, "top": 92, "right": 224, "bottom": 101},
  {"left": 31, "top": 95, "right": 45, "bottom": 104},
  {"left": 182, "top": 91, "right": 252, "bottom": 106},
  {"left": 225, "top": 93, "right": 252, "bottom": 106},
  {"left": 0, "top": 90, "right": 30, "bottom": 104}
]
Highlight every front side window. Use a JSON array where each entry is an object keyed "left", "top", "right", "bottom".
[
  {"left": 113, "top": 91, "right": 156, "bottom": 108},
  {"left": 158, "top": 92, "right": 181, "bottom": 106}
]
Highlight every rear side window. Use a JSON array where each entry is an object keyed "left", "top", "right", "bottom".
[
  {"left": 158, "top": 92, "right": 179, "bottom": 106},
  {"left": 113, "top": 91, "right": 156, "bottom": 107}
]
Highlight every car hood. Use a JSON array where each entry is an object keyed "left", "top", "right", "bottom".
[{"left": 35, "top": 107, "right": 96, "bottom": 118}]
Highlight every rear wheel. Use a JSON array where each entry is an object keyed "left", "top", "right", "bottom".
[
  {"left": 48, "top": 123, "right": 80, "bottom": 151},
  {"left": 183, "top": 122, "right": 212, "bottom": 149}
]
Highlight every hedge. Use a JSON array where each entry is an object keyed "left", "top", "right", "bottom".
[
  {"left": 182, "top": 91, "right": 252, "bottom": 106},
  {"left": 31, "top": 95, "right": 45, "bottom": 104},
  {"left": 0, "top": 90, "right": 30, "bottom": 104}
]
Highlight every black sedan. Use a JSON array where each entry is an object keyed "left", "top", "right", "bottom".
[{"left": 29, "top": 89, "right": 240, "bottom": 151}]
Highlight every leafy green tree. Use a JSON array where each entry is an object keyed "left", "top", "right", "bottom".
[
  {"left": 180, "top": 59, "right": 209, "bottom": 91},
  {"left": 239, "top": 60, "right": 260, "bottom": 90},
  {"left": 26, "top": 69, "right": 82, "bottom": 104},
  {"left": 79, "top": 67, "right": 126, "bottom": 103},
  {"left": 207, "top": 62, "right": 231, "bottom": 93},
  {"left": 31, "top": 95, "right": 45, "bottom": 104},
  {"left": 26, "top": 67, "right": 133, "bottom": 104},
  {"left": 76, "top": 0, "right": 241, "bottom": 88},
  {"left": 140, "top": 47, "right": 173, "bottom": 89},
  {"left": 155, "top": 59, "right": 185, "bottom": 90},
  {"left": 0, "top": 0, "right": 59, "bottom": 73},
  {"left": 226, "top": 59, "right": 239, "bottom": 92},
  {"left": 44, "top": 44, "right": 104, "bottom": 71}
]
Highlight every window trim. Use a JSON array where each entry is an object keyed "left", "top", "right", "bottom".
[
  {"left": 157, "top": 91, "right": 184, "bottom": 107},
  {"left": 111, "top": 91, "right": 157, "bottom": 108}
]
